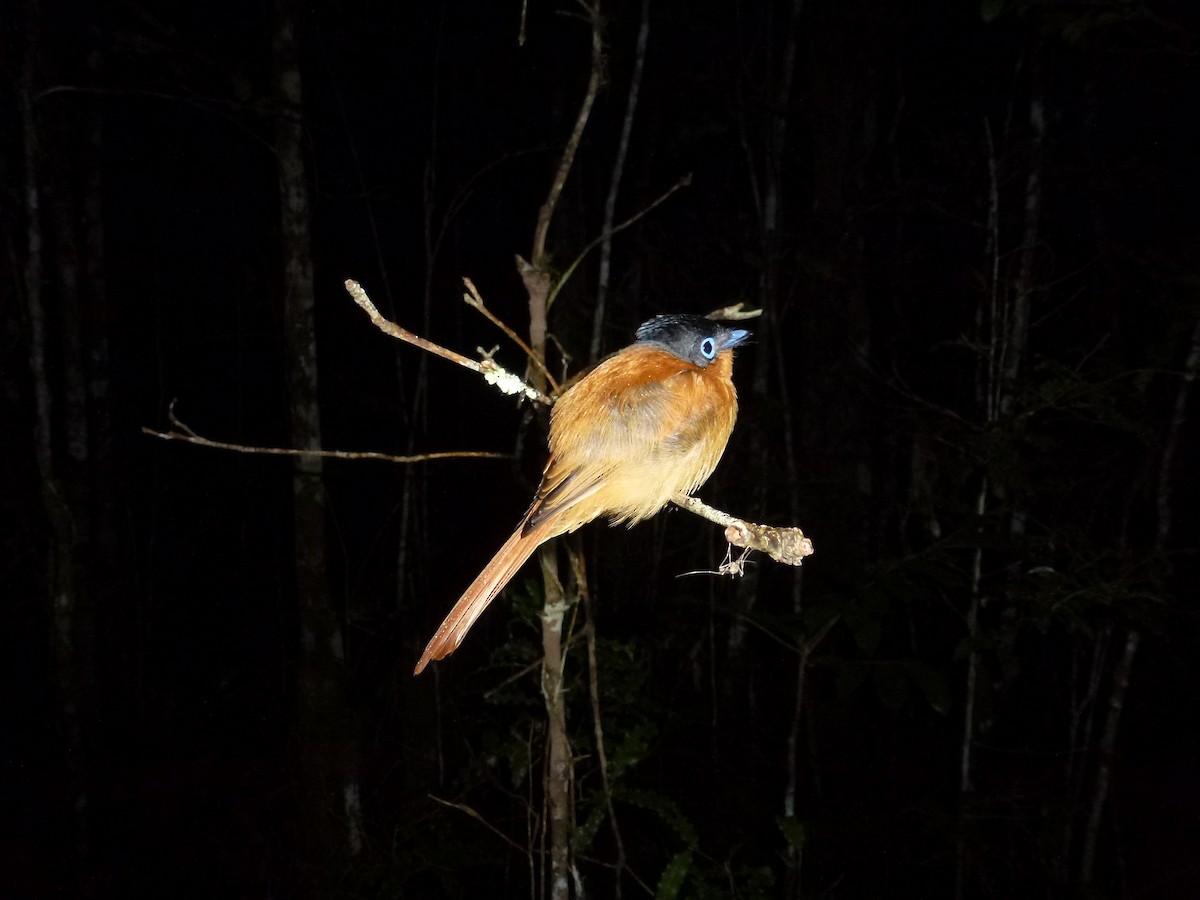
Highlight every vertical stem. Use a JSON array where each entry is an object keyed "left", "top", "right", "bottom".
[
  {"left": 782, "top": 639, "right": 808, "bottom": 900},
  {"left": 1155, "top": 316, "right": 1200, "bottom": 546},
  {"left": 1061, "top": 625, "right": 1109, "bottom": 884},
  {"left": 519, "top": 8, "right": 605, "bottom": 897},
  {"left": 1079, "top": 310, "right": 1200, "bottom": 885},
  {"left": 773, "top": 171, "right": 808, "bottom": 897},
  {"left": 999, "top": 51, "right": 1043, "bottom": 420},
  {"left": 582, "top": 576, "right": 626, "bottom": 898},
  {"left": 981, "top": 120, "right": 1000, "bottom": 423},
  {"left": 1079, "top": 629, "right": 1139, "bottom": 884},
  {"left": 591, "top": 0, "right": 650, "bottom": 360},
  {"left": 755, "top": 0, "right": 804, "bottom": 394},
  {"left": 955, "top": 476, "right": 986, "bottom": 900},
  {"left": 539, "top": 547, "right": 572, "bottom": 900},
  {"left": 531, "top": 2, "right": 603, "bottom": 270}
]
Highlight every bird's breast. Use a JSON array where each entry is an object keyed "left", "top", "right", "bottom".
[{"left": 541, "top": 345, "right": 739, "bottom": 527}]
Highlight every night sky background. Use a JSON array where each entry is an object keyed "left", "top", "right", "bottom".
[{"left": 3, "top": 0, "right": 1200, "bottom": 898}]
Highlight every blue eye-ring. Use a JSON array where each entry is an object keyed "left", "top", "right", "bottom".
[{"left": 700, "top": 337, "right": 717, "bottom": 360}]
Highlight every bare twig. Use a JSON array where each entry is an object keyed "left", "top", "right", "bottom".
[
  {"left": 672, "top": 493, "right": 814, "bottom": 566},
  {"left": 1079, "top": 629, "right": 1140, "bottom": 885},
  {"left": 551, "top": 174, "right": 692, "bottom": 311},
  {"left": 546, "top": 333, "right": 573, "bottom": 384},
  {"left": 530, "top": 0, "right": 604, "bottom": 265},
  {"left": 431, "top": 792, "right": 654, "bottom": 897},
  {"left": 429, "top": 795, "right": 531, "bottom": 856},
  {"left": 345, "top": 278, "right": 552, "bottom": 406},
  {"left": 784, "top": 613, "right": 837, "bottom": 865},
  {"left": 144, "top": 402, "right": 508, "bottom": 465},
  {"left": 462, "top": 277, "right": 561, "bottom": 393},
  {"left": 481, "top": 628, "right": 591, "bottom": 701},
  {"left": 592, "top": 0, "right": 652, "bottom": 359}
]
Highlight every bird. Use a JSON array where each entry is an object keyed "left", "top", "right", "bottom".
[{"left": 414, "top": 313, "right": 750, "bottom": 674}]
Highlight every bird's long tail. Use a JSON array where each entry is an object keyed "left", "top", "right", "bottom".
[{"left": 414, "top": 517, "right": 558, "bottom": 674}]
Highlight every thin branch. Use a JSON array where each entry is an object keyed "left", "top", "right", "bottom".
[
  {"left": 482, "top": 628, "right": 591, "bottom": 701},
  {"left": 574, "top": 549, "right": 627, "bottom": 898},
  {"left": 549, "top": 173, "right": 692, "bottom": 310},
  {"left": 345, "top": 278, "right": 552, "bottom": 406},
  {"left": 143, "top": 403, "right": 507, "bottom": 465},
  {"left": 462, "top": 277, "right": 561, "bottom": 394},
  {"left": 1079, "top": 628, "right": 1140, "bottom": 885},
  {"left": 784, "top": 613, "right": 836, "bottom": 872},
  {"left": 429, "top": 795, "right": 531, "bottom": 857},
  {"left": 726, "top": 609, "right": 836, "bottom": 660},
  {"left": 592, "top": 0, "right": 651, "bottom": 360},
  {"left": 531, "top": 0, "right": 604, "bottom": 265},
  {"left": 1156, "top": 314, "right": 1200, "bottom": 546},
  {"left": 730, "top": 612, "right": 802, "bottom": 655},
  {"left": 672, "top": 493, "right": 814, "bottom": 567},
  {"left": 431, "top": 792, "right": 654, "bottom": 898}
]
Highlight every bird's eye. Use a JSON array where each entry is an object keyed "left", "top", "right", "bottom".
[{"left": 700, "top": 337, "right": 717, "bottom": 360}]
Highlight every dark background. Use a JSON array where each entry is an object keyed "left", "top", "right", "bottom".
[{"left": 3, "top": 0, "right": 1199, "bottom": 897}]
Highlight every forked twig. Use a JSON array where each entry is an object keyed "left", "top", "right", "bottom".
[
  {"left": 462, "top": 277, "right": 561, "bottom": 393},
  {"left": 428, "top": 795, "right": 530, "bottom": 856},
  {"left": 345, "top": 278, "right": 552, "bottom": 406}
]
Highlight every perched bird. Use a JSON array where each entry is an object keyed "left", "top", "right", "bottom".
[{"left": 414, "top": 314, "right": 750, "bottom": 674}]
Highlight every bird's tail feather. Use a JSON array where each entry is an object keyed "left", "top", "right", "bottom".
[{"left": 414, "top": 518, "right": 556, "bottom": 674}]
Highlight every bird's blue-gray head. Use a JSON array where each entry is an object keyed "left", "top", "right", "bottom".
[{"left": 634, "top": 314, "right": 751, "bottom": 368}]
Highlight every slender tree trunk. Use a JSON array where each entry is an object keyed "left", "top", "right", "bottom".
[
  {"left": 957, "top": 49, "right": 1046, "bottom": 895},
  {"left": 1154, "top": 315, "right": 1200, "bottom": 551},
  {"left": 1079, "top": 629, "right": 1138, "bottom": 884},
  {"left": 591, "top": 0, "right": 650, "bottom": 360},
  {"left": 999, "top": 50, "right": 1044, "bottom": 422},
  {"left": 517, "top": 7, "right": 605, "bottom": 897},
  {"left": 1060, "top": 625, "right": 1109, "bottom": 885},
  {"left": 20, "top": 0, "right": 94, "bottom": 887},
  {"left": 954, "top": 478, "right": 986, "bottom": 900},
  {"left": 273, "top": 0, "right": 362, "bottom": 878},
  {"left": 517, "top": 247, "right": 572, "bottom": 897},
  {"left": 539, "top": 549, "right": 573, "bottom": 900},
  {"left": 520, "top": 246, "right": 575, "bottom": 900},
  {"left": 1080, "top": 314, "right": 1200, "bottom": 884}
]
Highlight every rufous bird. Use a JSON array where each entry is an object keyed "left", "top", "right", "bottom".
[{"left": 414, "top": 313, "right": 750, "bottom": 674}]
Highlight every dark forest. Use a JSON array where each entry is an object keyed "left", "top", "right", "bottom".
[{"left": 3, "top": 0, "right": 1199, "bottom": 897}]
